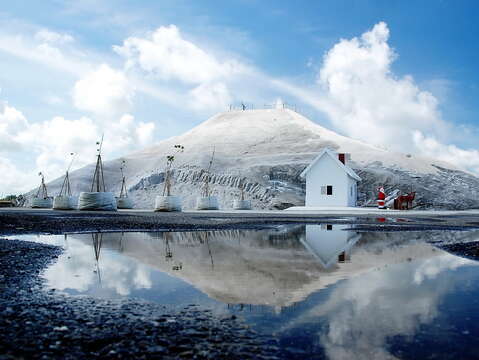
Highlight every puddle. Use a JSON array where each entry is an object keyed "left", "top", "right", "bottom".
[{"left": 14, "top": 225, "right": 479, "bottom": 359}]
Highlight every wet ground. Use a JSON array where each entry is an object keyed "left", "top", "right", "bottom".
[
  {"left": 2, "top": 223, "right": 479, "bottom": 359},
  {"left": 0, "top": 238, "right": 280, "bottom": 359},
  {"left": 1, "top": 208, "right": 479, "bottom": 236}
]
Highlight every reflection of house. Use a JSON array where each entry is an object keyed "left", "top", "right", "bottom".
[
  {"left": 300, "top": 148, "right": 361, "bottom": 207},
  {"left": 301, "top": 225, "right": 361, "bottom": 268}
]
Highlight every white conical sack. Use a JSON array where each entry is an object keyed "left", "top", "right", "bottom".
[
  {"left": 155, "top": 195, "right": 182, "bottom": 212},
  {"left": 53, "top": 196, "right": 76, "bottom": 210},
  {"left": 117, "top": 197, "right": 134, "bottom": 209},
  {"left": 233, "top": 199, "right": 251, "bottom": 210},
  {"left": 78, "top": 192, "right": 117, "bottom": 211},
  {"left": 31, "top": 198, "right": 53, "bottom": 208},
  {"left": 196, "top": 196, "right": 219, "bottom": 210}
]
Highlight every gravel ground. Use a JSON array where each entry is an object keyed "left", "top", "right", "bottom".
[
  {"left": 0, "top": 238, "right": 281, "bottom": 359},
  {"left": 1, "top": 208, "right": 479, "bottom": 236}
]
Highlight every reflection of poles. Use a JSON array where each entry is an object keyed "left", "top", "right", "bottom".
[
  {"left": 91, "top": 233, "right": 103, "bottom": 284},
  {"left": 205, "top": 232, "right": 214, "bottom": 270},
  {"left": 163, "top": 232, "right": 183, "bottom": 271},
  {"left": 63, "top": 234, "right": 69, "bottom": 249},
  {"left": 119, "top": 232, "right": 124, "bottom": 252},
  {"left": 164, "top": 233, "right": 173, "bottom": 261}
]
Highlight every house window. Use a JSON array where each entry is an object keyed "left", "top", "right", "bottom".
[
  {"left": 321, "top": 224, "right": 333, "bottom": 230},
  {"left": 321, "top": 185, "right": 333, "bottom": 195}
]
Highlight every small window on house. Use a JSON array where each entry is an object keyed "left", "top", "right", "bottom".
[{"left": 321, "top": 185, "right": 333, "bottom": 195}]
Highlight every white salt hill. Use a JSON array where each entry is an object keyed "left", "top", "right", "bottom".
[{"left": 32, "top": 109, "right": 479, "bottom": 210}]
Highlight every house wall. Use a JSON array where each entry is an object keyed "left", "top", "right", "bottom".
[
  {"left": 305, "top": 154, "right": 351, "bottom": 207},
  {"left": 347, "top": 176, "right": 357, "bottom": 207}
]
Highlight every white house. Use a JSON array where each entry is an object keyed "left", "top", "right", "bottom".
[{"left": 300, "top": 148, "right": 361, "bottom": 207}]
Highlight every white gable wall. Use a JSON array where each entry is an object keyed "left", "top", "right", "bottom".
[
  {"left": 305, "top": 154, "right": 350, "bottom": 207},
  {"left": 347, "top": 176, "right": 358, "bottom": 207}
]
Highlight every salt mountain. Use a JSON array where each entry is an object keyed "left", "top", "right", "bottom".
[{"left": 40, "top": 108, "right": 479, "bottom": 210}]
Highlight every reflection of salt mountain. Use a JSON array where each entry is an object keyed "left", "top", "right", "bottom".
[{"left": 71, "top": 228, "right": 453, "bottom": 307}]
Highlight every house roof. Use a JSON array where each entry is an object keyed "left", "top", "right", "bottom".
[{"left": 300, "top": 148, "right": 362, "bottom": 181}]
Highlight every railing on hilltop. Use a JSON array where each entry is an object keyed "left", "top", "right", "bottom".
[{"left": 227, "top": 102, "right": 311, "bottom": 118}]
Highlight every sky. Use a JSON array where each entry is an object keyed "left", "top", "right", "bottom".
[{"left": 1, "top": 0, "right": 479, "bottom": 195}]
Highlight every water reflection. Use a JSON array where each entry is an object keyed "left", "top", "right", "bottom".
[
  {"left": 302, "top": 224, "right": 360, "bottom": 268},
  {"left": 30, "top": 227, "right": 478, "bottom": 306},
  {"left": 18, "top": 226, "right": 479, "bottom": 359},
  {"left": 91, "top": 233, "right": 103, "bottom": 284}
]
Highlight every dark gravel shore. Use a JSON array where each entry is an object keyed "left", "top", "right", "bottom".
[
  {"left": 0, "top": 238, "right": 281, "bottom": 359},
  {"left": 1, "top": 208, "right": 479, "bottom": 236}
]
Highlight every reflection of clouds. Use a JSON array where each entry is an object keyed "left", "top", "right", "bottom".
[
  {"left": 28, "top": 234, "right": 154, "bottom": 296},
  {"left": 413, "top": 255, "right": 471, "bottom": 285},
  {"left": 133, "top": 264, "right": 153, "bottom": 290},
  {"left": 288, "top": 253, "right": 477, "bottom": 360},
  {"left": 44, "top": 238, "right": 97, "bottom": 292}
]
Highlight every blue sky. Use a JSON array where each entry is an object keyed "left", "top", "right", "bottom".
[{"left": 1, "top": 0, "right": 479, "bottom": 193}]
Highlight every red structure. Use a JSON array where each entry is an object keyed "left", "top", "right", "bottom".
[{"left": 394, "top": 192, "right": 416, "bottom": 210}]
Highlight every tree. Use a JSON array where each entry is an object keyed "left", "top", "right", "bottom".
[{"left": 162, "top": 144, "right": 184, "bottom": 196}]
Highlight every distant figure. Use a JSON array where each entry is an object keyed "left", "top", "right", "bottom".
[{"left": 241, "top": 103, "right": 246, "bottom": 111}]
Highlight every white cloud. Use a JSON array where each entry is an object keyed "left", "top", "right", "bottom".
[
  {"left": 413, "top": 131, "right": 479, "bottom": 174},
  {"left": 106, "top": 113, "right": 156, "bottom": 151},
  {"left": 114, "top": 25, "right": 247, "bottom": 84},
  {"left": 135, "top": 121, "right": 156, "bottom": 145},
  {"left": 21, "top": 116, "right": 99, "bottom": 177},
  {"left": 44, "top": 94, "right": 64, "bottom": 105},
  {"left": 317, "top": 22, "right": 445, "bottom": 149},
  {"left": 0, "top": 32, "right": 89, "bottom": 76},
  {"left": 188, "top": 82, "right": 232, "bottom": 110},
  {"left": 0, "top": 103, "right": 29, "bottom": 152},
  {"left": 0, "top": 102, "right": 156, "bottom": 194},
  {"left": 0, "top": 156, "right": 34, "bottom": 195},
  {"left": 114, "top": 25, "right": 253, "bottom": 110},
  {"left": 35, "top": 29, "right": 74, "bottom": 45},
  {"left": 314, "top": 21, "right": 479, "bottom": 173},
  {"left": 73, "top": 64, "right": 134, "bottom": 116}
]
